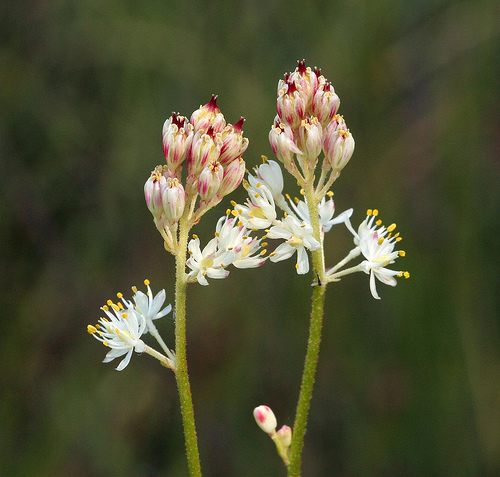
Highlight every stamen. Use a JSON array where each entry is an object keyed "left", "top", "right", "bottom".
[
  {"left": 117, "top": 293, "right": 123, "bottom": 299},
  {"left": 144, "top": 279, "right": 150, "bottom": 286},
  {"left": 377, "top": 237, "right": 384, "bottom": 245},
  {"left": 387, "top": 223, "right": 397, "bottom": 232},
  {"left": 192, "top": 234, "right": 198, "bottom": 239},
  {"left": 367, "top": 209, "right": 373, "bottom": 216},
  {"left": 230, "top": 200, "right": 237, "bottom": 206},
  {"left": 131, "top": 286, "right": 137, "bottom": 293},
  {"left": 404, "top": 271, "right": 410, "bottom": 278},
  {"left": 373, "top": 209, "right": 379, "bottom": 216},
  {"left": 87, "top": 325, "right": 97, "bottom": 334},
  {"left": 399, "top": 251, "right": 406, "bottom": 257}
]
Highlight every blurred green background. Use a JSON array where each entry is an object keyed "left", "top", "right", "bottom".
[{"left": 1, "top": 0, "right": 499, "bottom": 475}]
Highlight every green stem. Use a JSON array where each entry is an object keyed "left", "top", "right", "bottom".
[
  {"left": 174, "top": 218, "right": 202, "bottom": 477},
  {"left": 287, "top": 184, "right": 328, "bottom": 476}
]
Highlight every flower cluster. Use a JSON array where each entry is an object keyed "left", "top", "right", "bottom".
[
  {"left": 87, "top": 280, "right": 175, "bottom": 370},
  {"left": 144, "top": 97, "right": 249, "bottom": 253},
  {"left": 186, "top": 214, "right": 267, "bottom": 286}
]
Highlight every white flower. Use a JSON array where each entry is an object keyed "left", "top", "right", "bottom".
[
  {"left": 353, "top": 209, "right": 408, "bottom": 299},
  {"left": 186, "top": 236, "right": 234, "bottom": 285},
  {"left": 129, "top": 280, "right": 172, "bottom": 334},
  {"left": 233, "top": 179, "right": 277, "bottom": 230},
  {"left": 88, "top": 300, "right": 147, "bottom": 371},
  {"left": 267, "top": 215, "right": 320, "bottom": 274},
  {"left": 288, "top": 195, "right": 353, "bottom": 234},
  {"left": 215, "top": 215, "right": 266, "bottom": 269}
]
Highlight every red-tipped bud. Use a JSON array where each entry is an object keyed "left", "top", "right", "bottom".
[
  {"left": 198, "top": 161, "right": 223, "bottom": 201},
  {"left": 253, "top": 405, "right": 277, "bottom": 434},
  {"left": 162, "top": 114, "right": 193, "bottom": 173},
  {"left": 219, "top": 157, "right": 246, "bottom": 196},
  {"left": 276, "top": 77, "right": 307, "bottom": 129},
  {"left": 190, "top": 95, "right": 226, "bottom": 134},
  {"left": 218, "top": 119, "right": 249, "bottom": 165},
  {"left": 288, "top": 60, "right": 319, "bottom": 110},
  {"left": 162, "top": 177, "right": 186, "bottom": 223}
]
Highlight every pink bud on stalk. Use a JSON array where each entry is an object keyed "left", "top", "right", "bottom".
[
  {"left": 219, "top": 157, "right": 246, "bottom": 196},
  {"left": 190, "top": 95, "right": 226, "bottom": 134},
  {"left": 297, "top": 117, "right": 323, "bottom": 162},
  {"left": 269, "top": 119, "right": 301, "bottom": 174},
  {"left": 162, "top": 113, "right": 193, "bottom": 175},
  {"left": 218, "top": 117, "right": 249, "bottom": 165},
  {"left": 276, "top": 75, "right": 307, "bottom": 129},
  {"left": 312, "top": 80, "right": 340, "bottom": 127},
  {"left": 198, "top": 161, "right": 223, "bottom": 201},
  {"left": 288, "top": 59, "right": 319, "bottom": 109},
  {"left": 144, "top": 166, "right": 168, "bottom": 222},
  {"left": 189, "top": 129, "right": 222, "bottom": 176},
  {"left": 162, "top": 177, "right": 186, "bottom": 223},
  {"left": 253, "top": 405, "right": 277, "bottom": 434},
  {"left": 323, "top": 118, "right": 355, "bottom": 173}
]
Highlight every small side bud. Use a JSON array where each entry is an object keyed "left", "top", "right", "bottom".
[
  {"left": 277, "top": 425, "right": 292, "bottom": 448},
  {"left": 253, "top": 405, "right": 277, "bottom": 434}
]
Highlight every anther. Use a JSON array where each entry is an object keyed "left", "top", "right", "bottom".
[{"left": 387, "top": 223, "right": 397, "bottom": 232}]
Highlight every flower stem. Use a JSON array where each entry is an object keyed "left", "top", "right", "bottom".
[
  {"left": 287, "top": 184, "right": 328, "bottom": 476},
  {"left": 174, "top": 218, "right": 202, "bottom": 477}
]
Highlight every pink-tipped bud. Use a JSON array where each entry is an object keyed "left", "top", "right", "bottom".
[
  {"left": 277, "top": 425, "right": 292, "bottom": 448},
  {"left": 218, "top": 118, "right": 249, "bottom": 165},
  {"left": 297, "top": 117, "right": 323, "bottom": 161},
  {"left": 323, "top": 119, "right": 355, "bottom": 172},
  {"left": 219, "top": 157, "right": 246, "bottom": 196},
  {"left": 162, "top": 177, "right": 186, "bottom": 223},
  {"left": 312, "top": 81, "right": 340, "bottom": 127},
  {"left": 162, "top": 113, "right": 193, "bottom": 173},
  {"left": 198, "top": 161, "right": 223, "bottom": 201},
  {"left": 253, "top": 405, "right": 277, "bottom": 434},
  {"left": 190, "top": 95, "right": 226, "bottom": 134},
  {"left": 276, "top": 76, "right": 307, "bottom": 129},
  {"left": 144, "top": 166, "right": 168, "bottom": 221},
  {"left": 188, "top": 129, "right": 222, "bottom": 176}
]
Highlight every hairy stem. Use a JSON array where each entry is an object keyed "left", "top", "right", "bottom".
[
  {"left": 287, "top": 183, "right": 328, "bottom": 476},
  {"left": 174, "top": 218, "right": 202, "bottom": 477}
]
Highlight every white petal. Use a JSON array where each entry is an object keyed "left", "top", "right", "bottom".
[
  {"left": 369, "top": 271, "right": 381, "bottom": 300},
  {"left": 296, "top": 247, "right": 310, "bottom": 274}
]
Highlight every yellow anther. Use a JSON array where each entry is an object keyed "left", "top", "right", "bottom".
[
  {"left": 270, "top": 252, "right": 276, "bottom": 257},
  {"left": 117, "top": 292, "right": 123, "bottom": 299},
  {"left": 327, "top": 191, "right": 333, "bottom": 197},
  {"left": 261, "top": 242, "right": 268, "bottom": 247},
  {"left": 102, "top": 305, "right": 109, "bottom": 311},
  {"left": 215, "top": 232, "right": 220, "bottom": 237},
  {"left": 132, "top": 286, "right": 137, "bottom": 293},
  {"left": 122, "top": 313, "right": 128, "bottom": 318},
  {"left": 396, "top": 237, "right": 402, "bottom": 242},
  {"left": 300, "top": 189, "right": 305, "bottom": 195},
  {"left": 294, "top": 197, "right": 299, "bottom": 204},
  {"left": 377, "top": 237, "right": 385, "bottom": 245},
  {"left": 399, "top": 251, "right": 406, "bottom": 257},
  {"left": 373, "top": 209, "right": 379, "bottom": 216},
  {"left": 261, "top": 155, "right": 268, "bottom": 163},
  {"left": 394, "top": 232, "right": 400, "bottom": 238},
  {"left": 404, "top": 271, "right": 410, "bottom": 279},
  {"left": 107, "top": 299, "right": 113, "bottom": 306},
  {"left": 117, "top": 302, "right": 123, "bottom": 310},
  {"left": 231, "top": 210, "right": 238, "bottom": 217},
  {"left": 230, "top": 200, "right": 237, "bottom": 206},
  {"left": 376, "top": 220, "right": 382, "bottom": 226},
  {"left": 87, "top": 325, "right": 97, "bottom": 334},
  {"left": 243, "top": 235, "right": 248, "bottom": 240},
  {"left": 193, "top": 234, "right": 198, "bottom": 239},
  {"left": 238, "top": 221, "right": 243, "bottom": 226},
  {"left": 295, "top": 263, "right": 299, "bottom": 269},
  {"left": 226, "top": 209, "right": 231, "bottom": 215},
  {"left": 284, "top": 212, "right": 288, "bottom": 217},
  {"left": 221, "top": 263, "right": 226, "bottom": 268},
  {"left": 111, "top": 303, "right": 120, "bottom": 312},
  {"left": 238, "top": 209, "right": 243, "bottom": 215},
  {"left": 286, "top": 193, "right": 291, "bottom": 200},
  {"left": 103, "top": 341, "right": 109, "bottom": 347},
  {"left": 260, "top": 249, "right": 267, "bottom": 256},
  {"left": 144, "top": 279, "right": 150, "bottom": 286},
  {"left": 256, "top": 182, "right": 261, "bottom": 187},
  {"left": 188, "top": 250, "right": 193, "bottom": 255},
  {"left": 367, "top": 209, "right": 373, "bottom": 216},
  {"left": 248, "top": 212, "right": 254, "bottom": 218},
  {"left": 387, "top": 223, "right": 397, "bottom": 232}
]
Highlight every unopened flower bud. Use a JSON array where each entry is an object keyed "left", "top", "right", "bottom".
[
  {"left": 323, "top": 120, "right": 355, "bottom": 172},
  {"left": 198, "top": 161, "right": 223, "bottom": 201},
  {"left": 218, "top": 117, "right": 249, "bottom": 165},
  {"left": 277, "top": 425, "right": 292, "bottom": 448},
  {"left": 276, "top": 75, "right": 307, "bottom": 129},
  {"left": 162, "top": 177, "right": 186, "bottom": 223},
  {"left": 144, "top": 165, "right": 168, "bottom": 221},
  {"left": 190, "top": 95, "right": 226, "bottom": 134},
  {"left": 253, "top": 405, "right": 277, "bottom": 434},
  {"left": 269, "top": 119, "right": 301, "bottom": 173},
  {"left": 312, "top": 81, "right": 340, "bottom": 127},
  {"left": 189, "top": 129, "right": 222, "bottom": 176},
  {"left": 297, "top": 117, "right": 323, "bottom": 161},
  {"left": 162, "top": 113, "right": 193, "bottom": 173},
  {"left": 288, "top": 59, "right": 319, "bottom": 109},
  {"left": 219, "top": 157, "right": 246, "bottom": 196}
]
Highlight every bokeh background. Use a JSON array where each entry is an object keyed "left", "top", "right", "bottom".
[{"left": 1, "top": 0, "right": 499, "bottom": 475}]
